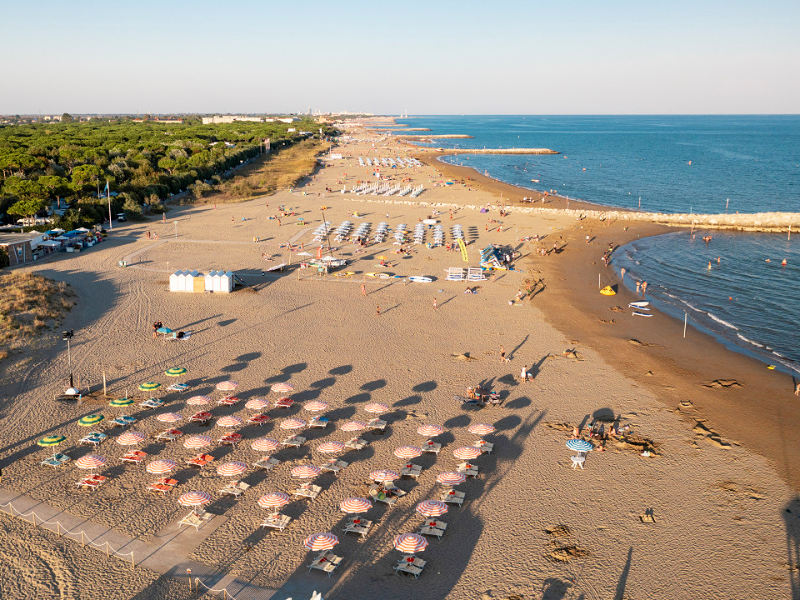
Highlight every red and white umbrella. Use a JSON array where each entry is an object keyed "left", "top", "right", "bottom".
[
  {"left": 217, "top": 415, "right": 243, "bottom": 428},
  {"left": 416, "top": 500, "right": 449, "bottom": 518},
  {"left": 245, "top": 398, "right": 270, "bottom": 411},
  {"left": 453, "top": 446, "right": 482, "bottom": 460},
  {"left": 303, "top": 401, "right": 329, "bottom": 412},
  {"left": 436, "top": 472, "right": 466, "bottom": 486},
  {"left": 303, "top": 532, "right": 338, "bottom": 551},
  {"left": 116, "top": 431, "right": 146, "bottom": 445},
  {"left": 258, "top": 492, "right": 291, "bottom": 511},
  {"left": 178, "top": 491, "right": 212, "bottom": 508},
  {"left": 341, "top": 420, "right": 367, "bottom": 432},
  {"left": 280, "top": 418, "right": 305, "bottom": 430},
  {"left": 364, "top": 402, "right": 389, "bottom": 414},
  {"left": 216, "top": 381, "right": 239, "bottom": 392},
  {"left": 393, "top": 533, "right": 428, "bottom": 554},
  {"left": 369, "top": 469, "right": 400, "bottom": 483},
  {"left": 417, "top": 424, "right": 444, "bottom": 437},
  {"left": 394, "top": 446, "right": 422, "bottom": 459},
  {"left": 271, "top": 383, "right": 294, "bottom": 394},
  {"left": 317, "top": 441, "right": 346, "bottom": 454},
  {"left": 468, "top": 423, "right": 496, "bottom": 436},
  {"left": 340, "top": 497, "right": 372, "bottom": 514},
  {"left": 146, "top": 459, "right": 177, "bottom": 474},
  {"left": 217, "top": 461, "right": 247, "bottom": 477},
  {"left": 187, "top": 395, "right": 212, "bottom": 406},
  {"left": 156, "top": 412, "right": 183, "bottom": 423},
  {"left": 291, "top": 465, "right": 321, "bottom": 478},
  {"left": 251, "top": 438, "right": 280, "bottom": 452},
  {"left": 183, "top": 434, "right": 212, "bottom": 449},
  {"left": 76, "top": 454, "right": 106, "bottom": 469}
]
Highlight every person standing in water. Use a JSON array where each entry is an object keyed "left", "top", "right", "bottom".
[{"left": 641, "top": 281, "right": 648, "bottom": 296}]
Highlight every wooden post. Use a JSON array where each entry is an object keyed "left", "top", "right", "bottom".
[
  {"left": 81, "top": 531, "right": 85, "bottom": 546},
  {"left": 31, "top": 512, "right": 36, "bottom": 526},
  {"left": 106, "top": 541, "right": 110, "bottom": 557}
]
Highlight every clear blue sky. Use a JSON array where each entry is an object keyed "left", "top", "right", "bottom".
[{"left": 2, "top": 0, "right": 798, "bottom": 115}]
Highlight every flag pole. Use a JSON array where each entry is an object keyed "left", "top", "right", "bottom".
[{"left": 107, "top": 180, "right": 113, "bottom": 231}]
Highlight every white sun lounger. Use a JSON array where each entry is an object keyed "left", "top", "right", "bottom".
[{"left": 261, "top": 513, "right": 291, "bottom": 531}]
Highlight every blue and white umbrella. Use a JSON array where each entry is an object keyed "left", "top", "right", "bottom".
[{"left": 566, "top": 439, "right": 593, "bottom": 453}]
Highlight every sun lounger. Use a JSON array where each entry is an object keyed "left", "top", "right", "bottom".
[
  {"left": 179, "top": 510, "right": 213, "bottom": 530},
  {"left": 140, "top": 398, "right": 164, "bottom": 409},
  {"left": 456, "top": 462, "right": 479, "bottom": 478},
  {"left": 308, "top": 416, "right": 329, "bottom": 428},
  {"left": 248, "top": 414, "right": 271, "bottom": 426},
  {"left": 77, "top": 478, "right": 103, "bottom": 490},
  {"left": 156, "top": 477, "right": 178, "bottom": 486},
  {"left": 219, "top": 433, "right": 243, "bottom": 446},
  {"left": 148, "top": 483, "right": 173, "bottom": 494},
  {"left": 166, "top": 383, "right": 190, "bottom": 393},
  {"left": 217, "top": 395, "right": 240, "bottom": 406},
  {"left": 219, "top": 480, "right": 250, "bottom": 497},
  {"left": 292, "top": 484, "right": 322, "bottom": 500},
  {"left": 254, "top": 457, "right": 281, "bottom": 471},
  {"left": 343, "top": 518, "right": 372, "bottom": 537},
  {"left": 260, "top": 513, "right": 291, "bottom": 531},
  {"left": 42, "top": 456, "right": 68, "bottom": 468},
  {"left": 121, "top": 450, "right": 147, "bottom": 464},
  {"left": 369, "top": 486, "right": 405, "bottom": 505},
  {"left": 281, "top": 435, "right": 306, "bottom": 448},
  {"left": 190, "top": 411, "right": 212, "bottom": 424},
  {"left": 308, "top": 551, "right": 342, "bottom": 577},
  {"left": 79, "top": 432, "right": 107, "bottom": 446},
  {"left": 422, "top": 441, "right": 441, "bottom": 454},
  {"left": 319, "top": 459, "right": 348, "bottom": 473},
  {"left": 366, "top": 418, "right": 387, "bottom": 431},
  {"left": 400, "top": 464, "right": 422, "bottom": 479},
  {"left": 418, "top": 525, "right": 446, "bottom": 539},
  {"left": 344, "top": 437, "right": 367, "bottom": 450},
  {"left": 474, "top": 440, "right": 494, "bottom": 453},
  {"left": 110, "top": 415, "right": 137, "bottom": 428},
  {"left": 440, "top": 490, "right": 465, "bottom": 506},
  {"left": 155, "top": 429, "right": 182, "bottom": 442},
  {"left": 395, "top": 557, "right": 426, "bottom": 578},
  {"left": 186, "top": 454, "right": 215, "bottom": 468},
  {"left": 274, "top": 397, "right": 294, "bottom": 409}
]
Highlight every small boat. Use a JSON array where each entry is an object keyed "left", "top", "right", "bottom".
[
  {"left": 409, "top": 276, "right": 433, "bottom": 283},
  {"left": 531, "top": 179, "right": 540, "bottom": 183},
  {"left": 333, "top": 271, "right": 356, "bottom": 278},
  {"left": 632, "top": 311, "right": 652, "bottom": 318},
  {"left": 629, "top": 301, "right": 650, "bottom": 309}
]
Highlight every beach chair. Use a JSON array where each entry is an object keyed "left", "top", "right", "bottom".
[
  {"left": 248, "top": 414, "right": 271, "bottom": 426},
  {"left": 366, "top": 418, "right": 387, "bottom": 432},
  {"left": 418, "top": 525, "right": 446, "bottom": 539},
  {"left": 319, "top": 459, "right": 348, "bottom": 474},
  {"left": 42, "top": 455, "right": 68, "bottom": 468},
  {"left": 140, "top": 398, "right": 164, "bottom": 409},
  {"left": 422, "top": 441, "right": 441, "bottom": 454},
  {"left": 147, "top": 483, "right": 173, "bottom": 494},
  {"left": 254, "top": 456, "right": 281, "bottom": 471},
  {"left": 308, "top": 416, "right": 329, "bottom": 428},
  {"left": 155, "top": 429, "right": 182, "bottom": 442},
  {"left": 77, "top": 478, "right": 103, "bottom": 491},
  {"left": 570, "top": 455, "right": 585, "bottom": 470},
  {"left": 440, "top": 490, "right": 465, "bottom": 506},
  {"left": 344, "top": 437, "right": 367, "bottom": 450},
  {"left": 121, "top": 450, "right": 147, "bottom": 464},
  {"left": 217, "top": 395, "right": 240, "bottom": 406},
  {"left": 308, "top": 551, "right": 342, "bottom": 577},
  {"left": 110, "top": 415, "right": 137, "bottom": 428},
  {"left": 369, "top": 486, "right": 403, "bottom": 506},
  {"left": 79, "top": 432, "right": 107, "bottom": 447},
  {"left": 400, "top": 464, "right": 422, "bottom": 479},
  {"left": 343, "top": 518, "right": 372, "bottom": 537},
  {"left": 292, "top": 483, "right": 321, "bottom": 500},
  {"left": 274, "top": 397, "right": 294, "bottom": 409},
  {"left": 179, "top": 510, "right": 212, "bottom": 530},
  {"left": 219, "top": 481, "right": 250, "bottom": 497},
  {"left": 395, "top": 556, "right": 426, "bottom": 578},
  {"left": 281, "top": 435, "right": 306, "bottom": 448},
  {"left": 219, "top": 433, "right": 242, "bottom": 446},
  {"left": 166, "top": 383, "right": 190, "bottom": 393},
  {"left": 456, "top": 462, "right": 479, "bottom": 478},
  {"left": 474, "top": 440, "right": 494, "bottom": 453},
  {"left": 186, "top": 454, "right": 215, "bottom": 468},
  {"left": 260, "top": 513, "right": 291, "bottom": 531},
  {"left": 190, "top": 411, "right": 212, "bottom": 424}
]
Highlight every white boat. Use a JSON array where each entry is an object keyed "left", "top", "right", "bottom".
[
  {"left": 629, "top": 301, "right": 650, "bottom": 309},
  {"left": 408, "top": 276, "right": 433, "bottom": 283}
]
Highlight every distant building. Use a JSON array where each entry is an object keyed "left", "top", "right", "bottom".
[{"left": 201, "top": 115, "right": 264, "bottom": 125}]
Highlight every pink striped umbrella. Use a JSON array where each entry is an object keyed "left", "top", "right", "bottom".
[
  {"left": 340, "top": 497, "right": 372, "bottom": 514},
  {"left": 251, "top": 438, "right": 280, "bottom": 452},
  {"left": 178, "top": 491, "right": 212, "bottom": 508},
  {"left": 216, "top": 415, "right": 243, "bottom": 428},
  {"left": 156, "top": 412, "right": 183, "bottom": 423},
  {"left": 416, "top": 500, "right": 449, "bottom": 518},
  {"left": 393, "top": 533, "right": 428, "bottom": 554},
  {"left": 217, "top": 461, "right": 247, "bottom": 477},
  {"left": 76, "top": 454, "right": 106, "bottom": 469},
  {"left": 245, "top": 398, "right": 270, "bottom": 411},
  {"left": 453, "top": 446, "right": 482, "bottom": 460},
  {"left": 187, "top": 395, "right": 212, "bottom": 406},
  {"left": 394, "top": 446, "right": 422, "bottom": 459},
  {"left": 364, "top": 402, "right": 389, "bottom": 414},
  {"left": 369, "top": 469, "right": 400, "bottom": 483},
  {"left": 216, "top": 381, "right": 239, "bottom": 392},
  {"left": 291, "top": 465, "right": 321, "bottom": 478},
  {"left": 436, "top": 472, "right": 466, "bottom": 486},
  {"left": 258, "top": 492, "right": 291, "bottom": 511},
  {"left": 317, "top": 441, "right": 346, "bottom": 454},
  {"left": 303, "top": 401, "right": 329, "bottom": 412},
  {"left": 468, "top": 423, "right": 496, "bottom": 436},
  {"left": 303, "top": 532, "right": 338, "bottom": 551},
  {"left": 417, "top": 424, "right": 444, "bottom": 437},
  {"left": 146, "top": 459, "right": 177, "bottom": 474},
  {"left": 116, "top": 431, "right": 146, "bottom": 445},
  {"left": 183, "top": 435, "right": 212, "bottom": 449},
  {"left": 271, "top": 383, "right": 294, "bottom": 394},
  {"left": 280, "top": 418, "right": 306, "bottom": 430},
  {"left": 341, "top": 420, "right": 367, "bottom": 432}
]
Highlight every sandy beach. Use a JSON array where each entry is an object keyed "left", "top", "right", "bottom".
[{"left": 0, "top": 122, "right": 797, "bottom": 600}]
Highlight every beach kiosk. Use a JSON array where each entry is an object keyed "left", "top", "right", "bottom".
[
  {"left": 204, "top": 270, "right": 234, "bottom": 293},
  {"left": 169, "top": 270, "right": 187, "bottom": 292}
]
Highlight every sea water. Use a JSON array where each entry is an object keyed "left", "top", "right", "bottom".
[{"left": 395, "top": 116, "right": 800, "bottom": 373}]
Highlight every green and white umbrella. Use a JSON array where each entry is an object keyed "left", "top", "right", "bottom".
[{"left": 78, "top": 414, "right": 105, "bottom": 427}]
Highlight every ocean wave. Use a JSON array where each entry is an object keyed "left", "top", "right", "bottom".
[
  {"left": 707, "top": 313, "right": 740, "bottom": 331},
  {"left": 736, "top": 333, "right": 765, "bottom": 348}
]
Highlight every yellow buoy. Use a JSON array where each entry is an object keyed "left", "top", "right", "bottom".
[{"left": 600, "top": 285, "right": 616, "bottom": 296}]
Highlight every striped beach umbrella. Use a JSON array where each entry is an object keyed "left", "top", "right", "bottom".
[
  {"left": 393, "top": 533, "right": 428, "bottom": 554},
  {"left": 217, "top": 461, "right": 247, "bottom": 477},
  {"left": 165, "top": 367, "right": 187, "bottom": 377},
  {"left": 76, "top": 455, "right": 106, "bottom": 470},
  {"left": 453, "top": 446, "right": 482, "bottom": 460},
  {"left": 436, "top": 472, "right": 466, "bottom": 486},
  {"left": 109, "top": 397, "right": 133, "bottom": 407},
  {"left": 186, "top": 395, "right": 212, "bottom": 406},
  {"left": 245, "top": 398, "right": 270, "bottom": 411},
  {"left": 303, "top": 401, "right": 329, "bottom": 412},
  {"left": 146, "top": 459, "right": 177, "bottom": 474},
  {"left": 317, "top": 441, "right": 346, "bottom": 454},
  {"left": 566, "top": 439, "right": 594, "bottom": 453},
  {"left": 364, "top": 402, "right": 389, "bottom": 414},
  {"left": 37, "top": 435, "right": 66, "bottom": 447},
  {"left": 417, "top": 424, "right": 444, "bottom": 437},
  {"left": 291, "top": 465, "right": 321, "bottom": 478},
  {"left": 271, "top": 383, "right": 294, "bottom": 393},
  {"left": 78, "top": 414, "right": 104, "bottom": 427},
  {"left": 258, "top": 492, "right": 291, "bottom": 512},
  {"left": 116, "top": 431, "right": 146, "bottom": 445},
  {"left": 394, "top": 446, "right": 422, "bottom": 459},
  {"left": 340, "top": 497, "right": 372, "bottom": 514},
  {"left": 251, "top": 438, "right": 280, "bottom": 452},
  {"left": 416, "top": 500, "right": 448, "bottom": 518},
  {"left": 468, "top": 423, "right": 495, "bottom": 436},
  {"left": 156, "top": 412, "right": 183, "bottom": 423},
  {"left": 216, "top": 415, "right": 243, "bottom": 428},
  {"left": 341, "top": 420, "right": 367, "bottom": 432},
  {"left": 139, "top": 382, "right": 161, "bottom": 392},
  {"left": 183, "top": 434, "right": 212, "bottom": 449},
  {"left": 178, "top": 491, "right": 212, "bottom": 508},
  {"left": 369, "top": 469, "right": 400, "bottom": 483},
  {"left": 303, "top": 532, "right": 338, "bottom": 551},
  {"left": 280, "top": 418, "right": 305, "bottom": 430},
  {"left": 216, "top": 381, "right": 239, "bottom": 392}
]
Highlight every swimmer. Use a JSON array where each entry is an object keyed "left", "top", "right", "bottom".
[
  {"left": 708, "top": 261, "right": 712, "bottom": 270},
  {"left": 782, "top": 259, "right": 787, "bottom": 266}
]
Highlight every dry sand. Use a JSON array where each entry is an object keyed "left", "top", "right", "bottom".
[{"left": 0, "top": 123, "right": 797, "bottom": 600}]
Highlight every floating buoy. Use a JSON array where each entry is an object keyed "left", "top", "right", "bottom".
[{"left": 767, "top": 365, "right": 776, "bottom": 370}]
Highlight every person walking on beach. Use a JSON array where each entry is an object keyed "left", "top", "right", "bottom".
[
  {"left": 361, "top": 283, "right": 366, "bottom": 297},
  {"left": 432, "top": 297, "right": 437, "bottom": 310},
  {"left": 376, "top": 305, "right": 380, "bottom": 317}
]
